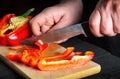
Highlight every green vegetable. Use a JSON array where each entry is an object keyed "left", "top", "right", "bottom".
[{"left": 22, "top": 8, "right": 35, "bottom": 17}]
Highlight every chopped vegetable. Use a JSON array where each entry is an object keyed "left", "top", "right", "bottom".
[
  {"left": 38, "top": 51, "right": 94, "bottom": 71},
  {"left": 6, "top": 39, "right": 94, "bottom": 71}
]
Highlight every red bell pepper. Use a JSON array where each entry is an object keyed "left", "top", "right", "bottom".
[
  {"left": 6, "top": 52, "right": 21, "bottom": 61},
  {"left": 7, "top": 39, "right": 48, "bottom": 67},
  {"left": 0, "top": 8, "right": 35, "bottom": 46},
  {"left": 35, "top": 40, "right": 48, "bottom": 51},
  {"left": 37, "top": 50, "right": 94, "bottom": 71},
  {"left": 0, "top": 14, "right": 15, "bottom": 29},
  {"left": 6, "top": 39, "right": 94, "bottom": 71},
  {"left": 43, "top": 47, "right": 74, "bottom": 61}
]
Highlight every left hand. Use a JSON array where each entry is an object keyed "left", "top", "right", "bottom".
[
  {"left": 29, "top": 0, "right": 83, "bottom": 36},
  {"left": 89, "top": 0, "right": 120, "bottom": 37}
]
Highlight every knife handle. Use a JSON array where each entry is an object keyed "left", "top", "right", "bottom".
[{"left": 81, "top": 21, "right": 93, "bottom": 37}]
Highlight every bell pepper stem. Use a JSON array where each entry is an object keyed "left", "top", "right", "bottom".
[{"left": 21, "top": 8, "right": 35, "bottom": 17}]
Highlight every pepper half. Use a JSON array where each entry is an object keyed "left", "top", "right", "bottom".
[{"left": 0, "top": 8, "right": 35, "bottom": 46}]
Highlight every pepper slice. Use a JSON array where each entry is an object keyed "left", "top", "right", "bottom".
[
  {"left": 0, "top": 8, "right": 35, "bottom": 46},
  {"left": 6, "top": 52, "right": 21, "bottom": 61},
  {"left": 43, "top": 47, "right": 74, "bottom": 61},
  {"left": 37, "top": 51, "right": 94, "bottom": 71},
  {"left": 35, "top": 40, "right": 48, "bottom": 51}
]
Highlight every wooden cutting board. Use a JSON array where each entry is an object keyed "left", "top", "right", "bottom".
[{"left": 0, "top": 44, "right": 101, "bottom": 79}]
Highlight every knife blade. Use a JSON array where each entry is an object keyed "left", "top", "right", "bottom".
[{"left": 21, "top": 21, "right": 91, "bottom": 45}]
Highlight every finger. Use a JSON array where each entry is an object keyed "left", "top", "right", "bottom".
[
  {"left": 30, "top": 19, "right": 42, "bottom": 36},
  {"left": 30, "top": 14, "right": 46, "bottom": 36},
  {"left": 100, "top": 8, "right": 116, "bottom": 36},
  {"left": 40, "top": 14, "right": 55, "bottom": 33},
  {"left": 111, "top": 2, "right": 120, "bottom": 34},
  {"left": 89, "top": 10, "right": 103, "bottom": 37}
]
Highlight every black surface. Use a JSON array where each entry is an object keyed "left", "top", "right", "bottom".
[
  {"left": 0, "top": 37, "right": 120, "bottom": 79},
  {"left": 61, "top": 37, "right": 120, "bottom": 79},
  {"left": 0, "top": 61, "right": 24, "bottom": 79}
]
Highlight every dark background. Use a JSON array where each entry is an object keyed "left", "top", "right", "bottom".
[{"left": 0, "top": 0, "right": 60, "bottom": 18}]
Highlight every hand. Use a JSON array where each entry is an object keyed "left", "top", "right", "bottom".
[
  {"left": 89, "top": 0, "right": 120, "bottom": 37},
  {"left": 29, "top": 0, "right": 83, "bottom": 36}
]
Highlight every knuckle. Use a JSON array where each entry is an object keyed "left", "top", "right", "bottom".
[{"left": 89, "top": 20, "right": 97, "bottom": 29}]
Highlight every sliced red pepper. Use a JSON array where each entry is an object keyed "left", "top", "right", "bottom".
[
  {"left": 20, "top": 50, "right": 30, "bottom": 64},
  {"left": 19, "top": 41, "right": 47, "bottom": 65},
  {"left": 43, "top": 47, "right": 74, "bottom": 61},
  {"left": 0, "top": 8, "right": 34, "bottom": 46},
  {"left": 29, "top": 56, "right": 40, "bottom": 67},
  {"left": 6, "top": 40, "right": 48, "bottom": 67},
  {"left": 6, "top": 52, "right": 21, "bottom": 61},
  {"left": 75, "top": 52, "right": 82, "bottom": 56},
  {"left": 20, "top": 49, "right": 41, "bottom": 65},
  {"left": 6, "top": 40, "right": 94, "bottom": 71},
  {"left": 35, "top": 40, "right": 48, "bottom": 51},
  {"left": 26, "top": 48, "right": 42, "bottom": 56},
  {"left": 37, "top": 51, "right": 94, "bottom": 71},
  {"left": 85, "top": 51, "right": 94, "bottom": 59}
]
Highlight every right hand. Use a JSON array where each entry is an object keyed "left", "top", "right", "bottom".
[
  {"left": 89, "top": 0, "right": 120, "bottom": 37},
  {"left": 29, "top": 0, "right": 83, "bottom": 36}
]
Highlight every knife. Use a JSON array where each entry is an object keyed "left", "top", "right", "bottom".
[{"left": 21, "top": 21, "right": 91, "bottom": 45}]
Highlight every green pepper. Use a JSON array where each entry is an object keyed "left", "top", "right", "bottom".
[{"left": 0, "top": 8, "right": 35, "bottom": 46}]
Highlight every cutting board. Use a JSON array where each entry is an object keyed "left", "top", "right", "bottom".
[{"left": 0, "top": 44, "right": 101, "bottom": 79}]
